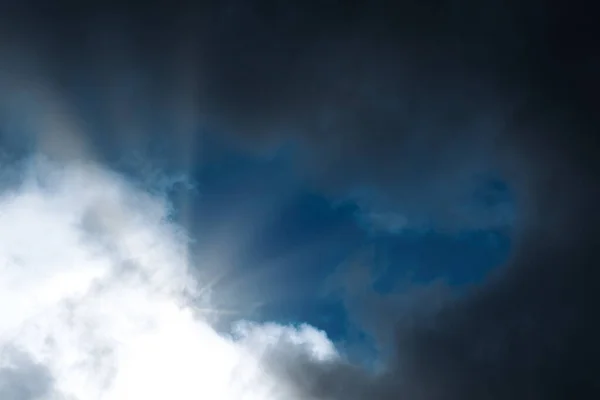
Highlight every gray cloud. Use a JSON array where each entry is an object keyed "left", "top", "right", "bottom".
[{"left": 0, "top": 348, "right": 56, "bottom": 400}]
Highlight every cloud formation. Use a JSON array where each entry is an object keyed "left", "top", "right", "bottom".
[
  {"left": 0, "top": 157, "right": 344, "bottom": 400},
  {"left": 0, "top": 348, "right": 55, "bottom": 400},
  {"left": 0, "top": 1, "right": 598, "bottom": 399}
]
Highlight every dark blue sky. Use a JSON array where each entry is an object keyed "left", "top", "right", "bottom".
[
  {"left": 106, "top": 134, "right": 514, "bottom": 354},
  {"left": 0, "top": 96, "right": 514, "bottom": 357}
]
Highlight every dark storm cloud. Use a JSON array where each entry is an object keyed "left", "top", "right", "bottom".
[
  {"left": 0, "top": 0, "right": 599, "bottom": 399},
  {"left": 0, "top": 0, "right": 522, "bottom": 228}
]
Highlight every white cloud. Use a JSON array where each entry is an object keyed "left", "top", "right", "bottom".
[{"left": 0, "top": 156, "right": 339, "bottom": 400}]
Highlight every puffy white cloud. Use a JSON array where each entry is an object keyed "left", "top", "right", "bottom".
[{"left": 0, "top": 157, "right": 339, "bottom": 400}]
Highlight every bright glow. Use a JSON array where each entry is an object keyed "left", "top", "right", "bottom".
[{"left": 0, "top": 157, "right": 338, "bottom": 400}]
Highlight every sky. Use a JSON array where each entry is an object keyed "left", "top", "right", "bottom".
[{"left": 0, "top": 1, "right": 598, "bottom": 399}]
